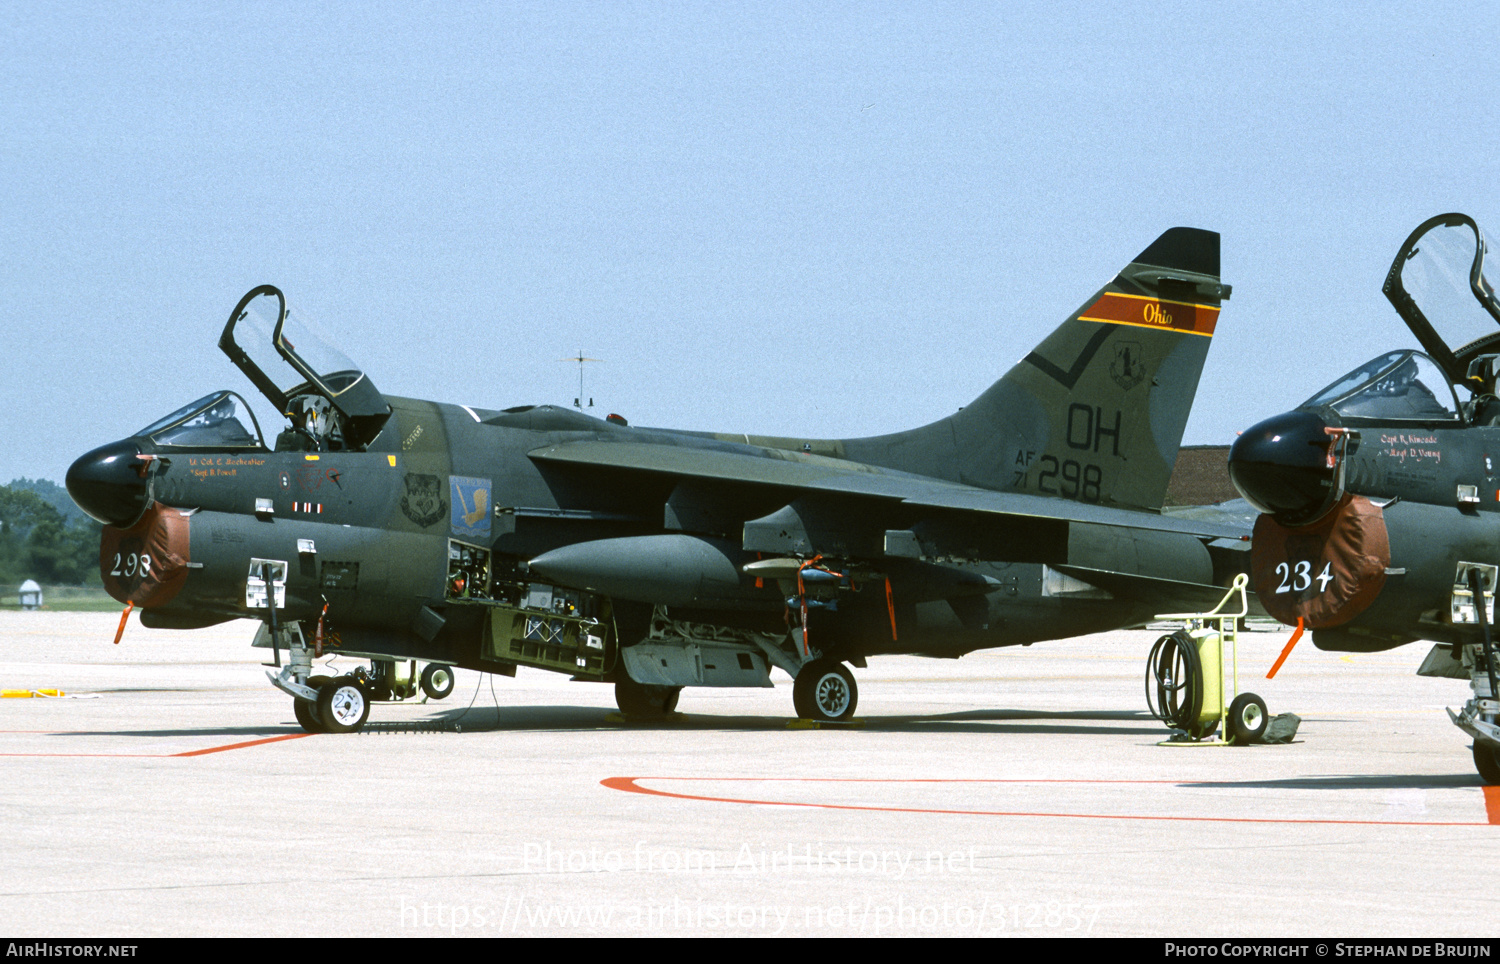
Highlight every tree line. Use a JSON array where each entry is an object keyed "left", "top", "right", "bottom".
[{"left": 0, "top": 480, "right": 101, "bottom": 586}]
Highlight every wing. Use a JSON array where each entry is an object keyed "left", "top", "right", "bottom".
[
  {"left": 528, "top": 438, "right": 1248, "bottom": 598},
  {"left": 530, "top": 440, "right": 1245, "bottom": 539}
]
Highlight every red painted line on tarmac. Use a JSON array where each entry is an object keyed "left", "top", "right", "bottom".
[
  {"left": 0, "top": 732, "right": 312, "bottom": 758},
  {"left": 171, "top": 733, "right": 312, "bottom": 756},
  {"left": 0, "top": 752, "right": 169, "bottom": 758},
  {"left": 1483, "top": 786, "right": 1500, "bottom": 825},
  {"left": 602, "top": 776, "right": 1498, "bottom": 827}
]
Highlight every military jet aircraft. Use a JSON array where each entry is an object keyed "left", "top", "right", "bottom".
[
  {"left": 67, "top": 226, "right": 1244, "bottom": 733},
  {"left": 1229, "top": 212, "right": 1500, "bottom": 783}
]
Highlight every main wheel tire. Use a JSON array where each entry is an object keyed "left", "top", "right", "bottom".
[
  {"left": 420, "top": 663, "right": 456, "bottom": 700},
  {"left": 614, "top": 677, "right": 681, "bottom": 717},
  {"left": 1228, "top": 692, "right": 1269, "bottom": 745},
  {"left": 792, "top": 660, "right": 858, "bottom": 722},
  {"left": 293, "top": 698, "right": 325, "bottom": 733},
  {"left": 1475, "top": 742, "right": 1500, "bottom": 785},
  {"left": 316, "top": 676, "right": 371, "bottom": 733}
]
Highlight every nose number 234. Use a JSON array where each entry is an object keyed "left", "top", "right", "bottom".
[{"left": 1275, "top": 560, "right": 1333, "bottom": 594}]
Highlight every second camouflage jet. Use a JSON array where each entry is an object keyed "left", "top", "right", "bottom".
[{"left": 67, "top": 226, "right": 1244, "bottom": 732}]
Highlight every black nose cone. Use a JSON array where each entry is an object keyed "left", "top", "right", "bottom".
[
  {"left": 1228, "top": 410, "right": 1337, "bottom": 525},
  {"left": 66, "top": 439, "right": 149, "bottom": 528}
]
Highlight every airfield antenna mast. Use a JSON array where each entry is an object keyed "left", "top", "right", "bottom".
[{"left": 561, "top": 351, "right": 602, "bottom": 409}]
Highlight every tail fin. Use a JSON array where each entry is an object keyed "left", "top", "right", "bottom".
[{"left": 843, "top": 227, "right": 1228, "bottom": 510}]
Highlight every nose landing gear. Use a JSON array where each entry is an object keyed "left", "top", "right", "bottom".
[
  {"left": 261, "top": 621, "right": 458, "bottom": 733},
  {"left": 1445, "top": 566, "right": 1500, "bottom": 784}
]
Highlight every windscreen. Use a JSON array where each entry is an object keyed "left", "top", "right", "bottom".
[
  {"left": 134, "top": 391, "right": 267, "bottom": 449},
  {"left": 1304, "top": 350, "right": 1461, "bottom": 422}
]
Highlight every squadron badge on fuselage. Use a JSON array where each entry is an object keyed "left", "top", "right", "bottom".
[
  {"left": 399, "top": 473, "right": 447, "bottom": 528},
  {"left": 450, "top": 476, "right": 492, "bottom": 540}
]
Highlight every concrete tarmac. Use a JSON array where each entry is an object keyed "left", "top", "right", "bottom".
[{"left": 0, "top": 610, "right": 1496, "bottom": 938}]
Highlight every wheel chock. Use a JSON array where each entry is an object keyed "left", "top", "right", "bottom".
[{"left": 787, "top": 718, "right": 865, "bottom": 730}]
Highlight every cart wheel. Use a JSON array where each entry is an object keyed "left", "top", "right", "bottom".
[
  {"left": 420, "top": 663, "right": 456, "bottom": 700},
  {"left": 1228, "top": 692, "right": 1269, "bottom": 745},
  {"left": 1474, "top": 743, "right": 1500, "bottom": 785}
]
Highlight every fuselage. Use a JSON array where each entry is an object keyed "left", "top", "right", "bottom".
[{"left": 74, "top": 395, "right": 1181, "bottom": 674}]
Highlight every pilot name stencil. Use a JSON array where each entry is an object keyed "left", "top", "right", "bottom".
[{"left": 1379, "top": 434, "right": 1442, "bottom": 464}]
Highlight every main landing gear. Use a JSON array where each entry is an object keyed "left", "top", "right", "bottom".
[
  {"left": 609, "top": 656, "right": 862, "bottom": 723},
  {"left": 793, "top": 659, "right": 858, "bottom": 723},
  {"left": 613, "top": 676, "right": 682, "bottom": 718}
]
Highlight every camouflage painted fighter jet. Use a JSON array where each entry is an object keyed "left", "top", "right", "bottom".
[
  {"left": 1229, "top": 212, "right": 1500, "bottom": 783},
  {"left": 67, "top": 227, "right": 1243, "bottom": 732}
]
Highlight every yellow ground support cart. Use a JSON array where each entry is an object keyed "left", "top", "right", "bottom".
[{"left": 1145, "top": 574, "right": 1269, "bottom": 745}]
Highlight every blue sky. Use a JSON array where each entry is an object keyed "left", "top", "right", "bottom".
[{"left": 4, "top": 2, "right": 1498, "bottom": 483}]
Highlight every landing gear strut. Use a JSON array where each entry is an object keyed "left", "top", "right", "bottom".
[{"left": 1447, "top": 566, "right": 1500, "bottom": 784}]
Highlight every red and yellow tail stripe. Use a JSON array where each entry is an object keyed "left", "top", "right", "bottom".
[{"left": 1078, "top": 291, "right": 1220, "bottom": 336}]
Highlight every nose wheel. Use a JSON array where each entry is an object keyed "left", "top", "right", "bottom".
[
  {"left": 289, "top": 673, "right": 370, "bottom": 734},
  {"left": 272, "top": 638, "right": 460, "bottom": 733},
  {"left": 293, "top": 696, "right": 324, "bottom": 733},
  {"left": 1474, "top": 743, "right": 1500, "bottom": 785},
  {"left": 316, "top": 676, "right": 371, "bottom": 733}
]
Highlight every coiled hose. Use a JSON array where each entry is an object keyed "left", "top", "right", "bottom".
[{"left": 1145, "top": 629, "right": 1212, "bottom": 738}]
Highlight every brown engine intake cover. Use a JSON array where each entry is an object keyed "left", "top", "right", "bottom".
[
  {"left": 1252, "top": 494, "right": 1390, "bottom": 629},
  {"left": 99, "top": 501, "right": 191, "bottom": 607}
]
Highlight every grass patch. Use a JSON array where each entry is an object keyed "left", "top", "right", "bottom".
[{"left": 0, "top": 584, "right": 120, "bottom": 612}]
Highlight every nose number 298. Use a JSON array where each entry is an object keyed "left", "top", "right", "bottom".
[{"left": 110, "top": 553, "right": 152, "bottom": 578}]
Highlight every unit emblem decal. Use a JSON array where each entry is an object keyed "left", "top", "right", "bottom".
[
  {"left": 450, "top": 476, "right": 492, "bottom": 540},
  {"left": 399, "top": 473, "right": 447, "bottom": 528},
  {"left": 1110, "top": 341, "right": 1146, "bottom": 390}
]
